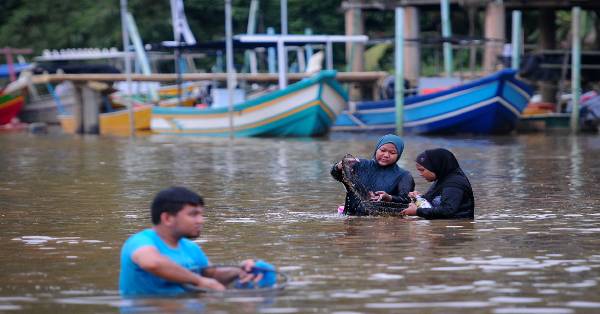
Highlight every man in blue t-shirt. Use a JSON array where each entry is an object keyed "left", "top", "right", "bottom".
[{"left": 119, "top": 186, "right": 260, "bottom": 296}]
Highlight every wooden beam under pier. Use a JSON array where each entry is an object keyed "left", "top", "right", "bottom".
[{"left": 30, "top": 72, "right": 388, "bottom": 84}]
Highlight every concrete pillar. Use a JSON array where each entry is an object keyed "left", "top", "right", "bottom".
[
  {"left": 345, "top": 5, "right": 365, "bottom": 100},
  {"left": 72, "top": 84, "right": 84, "bottom": 134},
  {"left": 468, "top": 6, "right": 478, "bottom": 76},
  {"left": 594, "top": 10, "right": 600, "bottom": 50},
  {"left": 483, "top": 1, "right": 505, "bottom": 73},
  {"left": 73, "top": 84, "right": 100, "bottom": 134},
  {"left": 404, "top": 6, "right": 420, "bottom": 88},
  {"left": 539, "top": 9, "right": 557, "bottom": 104}
]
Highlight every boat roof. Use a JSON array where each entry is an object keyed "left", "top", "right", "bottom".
[
  {"left": 150, "top": 34, "right": 367, "bottom": 51},
  {"left": 34, "top": 48, "right": 135, "bottom": 62}
]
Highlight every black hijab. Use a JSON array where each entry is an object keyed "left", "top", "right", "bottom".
[{"left": 416, "top": 148, "right": 473, "bottom": 200}]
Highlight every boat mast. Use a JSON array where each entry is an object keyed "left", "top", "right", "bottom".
[
  {"left": 225, "top": 0, "right": 235, "bottom": 138},
  {"left": 278, "top": 0, "right": 288, "bottom": 88},
  {"left": 570, "top": 6, "right": 581, "bottom": 133},
  {"left": 395, "top": 7, "right": 405, "bottom": 135}
]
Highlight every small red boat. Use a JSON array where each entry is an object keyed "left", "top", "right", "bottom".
[{"left": 0, "top": 93, "right": 24, "bottom": 125}]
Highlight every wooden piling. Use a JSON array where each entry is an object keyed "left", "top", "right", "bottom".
[
  {"left": 483, "top": 1, "right": 505, "bottom": 73},
  {"left": 539, "top": 9, "right": 557, "bottom": 104},
  {"left": 345, "top": 4, "right": 365, "bottom": 101},
  {"left": 81, "top": 85, "right": 100, "bottom": 134},
  {"left": 403, "top": 6, "right": 420, "bottom": 87}
]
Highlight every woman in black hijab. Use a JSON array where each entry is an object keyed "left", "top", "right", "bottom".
[{"left": 401, "top": 148, "right": 474, "bottom": 219}]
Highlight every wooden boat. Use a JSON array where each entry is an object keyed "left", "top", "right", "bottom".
[
  {"left": 130, "top": 82, "right": 197, "bottom": 107},
  {"left": 333, "top": 69, "right": 533, "bottom": 134},
  {"left": 151, "top": 70, "right": 347, "bottom": 137},
  {"left": 0, "top": 94, "right": 24, "bottom": 125},
  {"left": 58, "top": 104, "right": 152, "bottom": 135},
  {"left": 19, "top": 91, "right": 77, "bottom": 124}
]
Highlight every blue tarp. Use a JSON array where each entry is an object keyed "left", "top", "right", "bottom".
[{"left": 0, "top": 63, "right": 32, "bottom": 78}]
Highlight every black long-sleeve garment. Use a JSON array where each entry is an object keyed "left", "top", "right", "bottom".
[
  {"left": 416, "top": 173, "right": 474, "bottom": 219},
  {"left": 331, "top": 159, "right": 414, "bottom": 216},
  {"left": 414, "top": 148, "right": 474, "bottom": 219},
  {"left": 417, "top": 177, "right": 475, "bottom": 219}
]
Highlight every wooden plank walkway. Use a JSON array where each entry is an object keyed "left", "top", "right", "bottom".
[{"left": 30, "top": 71, "right": 388, "bottom": 84}]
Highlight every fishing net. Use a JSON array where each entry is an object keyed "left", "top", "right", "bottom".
[{"left": 340, "top": 154, "right": 409, "bottom": 216}]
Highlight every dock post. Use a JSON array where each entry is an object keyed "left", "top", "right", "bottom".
[
  {"left": 72, "top": 83, "right": 100, "bottom": 134},
  {"left": 539, "top": 9, "right": 557, "bottom": 104},
  {"left": 440, "top": 0, "right": 453, "bottom": 77},
  {"left": 483, "top": 1, "right": 505, "bottom": 73},
  {"left": 404, "top": 6, "right": 420, "bottom": 88},
  {"left": 267, "top": 27, "right": 277, "bottom": 73},
  {"left": 81, "top": 85, "right": 100, "bottom": 134},
  {"left": 326, "top": 41, "right": 333, "bottom": 70},
  {"left": 511, "top": 10, "right": 522, "bottom": 70},
  {"left": 305, "top": 28, "right": 314, "bottom": 63},
  {"left": 345, "top": 4, "right": 365, "bottom": 100},
  {"left": 395, "top": 7, "right": 405, "bottom": 136},
  {"left": 72, "top": 84, "right": 84, "bottom": 134},
  {"left": 571, "top": 6, "right": 581, "bottom": 133}
]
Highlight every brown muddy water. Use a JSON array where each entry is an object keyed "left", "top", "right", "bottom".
[{"left": 1, "top": 131, "right": 600, "bottom": 314}]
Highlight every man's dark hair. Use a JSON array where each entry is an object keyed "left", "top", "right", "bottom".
[{"left": 151, "top": 187, "right": 204, "bottom": 225}]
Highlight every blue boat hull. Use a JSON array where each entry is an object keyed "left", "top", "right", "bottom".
[{"left": 333, "top": 69, "right": 533, "bottom": 134}]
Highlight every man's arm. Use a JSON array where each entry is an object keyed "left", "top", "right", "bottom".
[
  {"left": 132, "top": 246, "right": 225, "bottom": 291},
  {"left": 202, "top": 266, "right": 241, "bottom": 285}
]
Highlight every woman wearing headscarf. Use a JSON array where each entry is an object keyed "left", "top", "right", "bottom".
[
  {"left": 401, "top": 148, "right": 474, "bottom": 219},
  {"left": 331, "top": 134, "right": 415, "bottom": 216}
]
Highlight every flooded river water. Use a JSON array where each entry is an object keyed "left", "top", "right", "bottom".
[{"left": 1, "top": 131, "right": 600, "bottom": 313}]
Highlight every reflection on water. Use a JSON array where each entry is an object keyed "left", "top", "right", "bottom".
[{"left": 1, "top": 132, "right": 600, "bottom": 313}]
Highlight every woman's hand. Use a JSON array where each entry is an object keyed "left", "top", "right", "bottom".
[
  {"left": 338, "top": 156, "right": 360, "bottom": 170},
  {"left": 408, "top": 191, "right": 420, "bottom": 199},
  {"left": 370, "top": 191, "right": 392, "bottom": 202},
  {"left": 401, "top": 203, "right": 418, "bottom": 216}
]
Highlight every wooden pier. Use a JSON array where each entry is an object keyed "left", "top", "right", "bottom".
[{"left": 30, "top": 71, "right": 388, "bottom": 85}]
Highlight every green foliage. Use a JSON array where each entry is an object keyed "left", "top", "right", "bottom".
[
  {"left": 365, "top": 43, "right": 391, "bottom": 71},
  {"left": 1, "top": 1, "right": 594, "bottom": 76},
  {"left": 0, "top": 0, "right": 345, "bottom": 54}
]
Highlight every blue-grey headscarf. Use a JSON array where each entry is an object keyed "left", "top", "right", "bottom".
[{"left": 373, "top": 134, "right": 405, "bottom": 163}]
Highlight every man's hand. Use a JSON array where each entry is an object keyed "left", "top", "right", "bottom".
[{"left": 238, "top": 259, "right": 263, "bottom": 285}]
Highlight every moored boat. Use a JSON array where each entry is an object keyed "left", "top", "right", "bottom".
[
  {"left": 151, "top": 70, "right": 347, "bottom": 137},
  {"left": 333, "top": 69, "right": 533, "bottom": 134},
  {"left": 0, "top": 94, "right": 25, "bottom": 125},
  {"left": 58, "top": 104, "right": 152, "bottom": 135}
]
